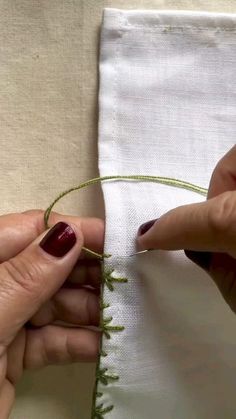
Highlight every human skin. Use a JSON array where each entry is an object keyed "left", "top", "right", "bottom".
[
  {"left": 1, "top": 146, "right": 236, "bottom": 417},
  {"left": 138, "top": 145, "right": 236, "bottom": 313},
  {"left": 0, "top": 210, "right": 103, "bottom": 418}
]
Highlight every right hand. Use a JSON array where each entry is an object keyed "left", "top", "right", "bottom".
[{"left": 137, "top": 145, "right": 236, "bottom": 313}]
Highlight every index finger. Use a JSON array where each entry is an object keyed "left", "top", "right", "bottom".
[
  {"left": 137, "top": 146, "right": 236, "bottom": 253},
  {"left": 137, "top": 191, "right": 236, "bottom": 256},
  {"left": 208, "top": 145, "right": 236, "bottom": 199}
]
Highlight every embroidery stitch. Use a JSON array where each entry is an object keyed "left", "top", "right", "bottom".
[
  {"left": 44, "top": 175, "right": 207, "bottom": 419},
  {"left": 94, "top": 403, "right": 114, "bottom": 418},
  {"left": 103, "top": 268, "right": 128, "bottom": 291},
  {"left": 97, "top": 368, "right": 119, "bottom": 385},
  {"left": 102, "top": 316, "right": 125, "bottom": 339}
]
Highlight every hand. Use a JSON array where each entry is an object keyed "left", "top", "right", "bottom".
[
  {"left": 137, "top": 145, "right": 236, "bottom": 313},
  {"left": 0, "top": 210, "right": 103, "bottom": 418}
]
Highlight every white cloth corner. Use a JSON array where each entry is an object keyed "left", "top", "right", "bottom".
[{"left": 98, "top": 8, "right": 236, "bottom": 419}]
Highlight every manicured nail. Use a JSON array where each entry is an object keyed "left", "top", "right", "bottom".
[
  {"left": 138, "top": 219, "right": 156, "bottom": 236},
  {"left": 184, "top": 250, "right": 212, "bottom": 271},
  {"left": 40, "top": 222, "right": 77, "bottom": 257}
]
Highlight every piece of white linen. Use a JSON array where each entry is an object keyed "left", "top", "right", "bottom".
[{"left": 98, "top": 8, "right": 236, "bottom": 419}]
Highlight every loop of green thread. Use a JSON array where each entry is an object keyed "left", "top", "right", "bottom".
[
  {"left": 44, "top": 175, "right": 207, "bottom": 228},
  {"left": 44, "top": 175, "right": 207, "bottom": 260}
]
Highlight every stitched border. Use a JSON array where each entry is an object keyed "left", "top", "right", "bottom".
[
  {"left": 92, "top": 267, "right": 128, "bottom": 418},
  {"left": 112, "top": 12, "right": 236, "bottom": 33},
  {"left": 123, "top": 24, "right": 236, "bottom": 32},
  {"left": 120, "top": 12, "right": 236, "bottom": 33}
]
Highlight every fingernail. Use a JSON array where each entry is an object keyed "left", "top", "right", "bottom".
[
  {"left": 184, "top": 250, "right": 212, "bottom": 271},
  {"left": 138, "top": 219, "right": 156, "bottom": 236},
  {"left": 40, "top": 222, "right": 77, "bottom": 257}
]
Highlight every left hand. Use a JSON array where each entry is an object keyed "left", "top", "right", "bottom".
[{"left": 0, "top": 209, "right": 103, "bottom": 417}]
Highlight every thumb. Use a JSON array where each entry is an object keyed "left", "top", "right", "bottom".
[
  {"left": 137, "top": 191, "right": 236, "bottom": 258},
  {"left": 0, "top": 222, "right": 83, "bottom": 347}
]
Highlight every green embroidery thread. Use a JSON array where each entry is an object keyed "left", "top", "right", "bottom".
[
  {"left": 44, "top": 175, "right": 207, "bottom": 419},
  {"left": 97, "top": 368, "right": 119, "bottom": 385},
  {"left": 91, "top": 266, "right": 127, "bottom": 418},
  {"left": 102, "top": 316, "right": 125, "bottom": 340},
  {"left": 93, "top": 403, "right": 114, "bottom": 418},
  {"left": 44, "top": 175, "right": 207, "bottom": 259},
  {"left": 103, "top": 268, "right": 128, "bottom": 291}
]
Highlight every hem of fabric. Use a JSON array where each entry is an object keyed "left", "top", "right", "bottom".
[
  {"left": 103, "top": 8, "right": 236, "bottom": 32},
  {"left": 91, "top": 266, "right": 128, "bottom": 418}
]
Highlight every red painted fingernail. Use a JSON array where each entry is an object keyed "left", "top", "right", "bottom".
[
  {"left": 40, "top": 222, "right": 76, "bottom": 257},
  {"left": 138, "top": 219, "right": 156, "bottom": 236}
]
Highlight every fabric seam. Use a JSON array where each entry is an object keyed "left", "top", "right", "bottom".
[{"left": 119, "top": 15, "right": 236, "bottom": 32}]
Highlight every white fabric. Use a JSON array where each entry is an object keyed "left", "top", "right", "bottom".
[{"left": 98, "top": 8, "right": 236, "bottom": 419}]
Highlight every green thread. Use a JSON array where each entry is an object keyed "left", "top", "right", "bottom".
[
  {"left": 93, "top": 403, "right": 114, "bottom": 418},
  {"left": 44, "top": 175, "right": 207, "bottom": 227},
  {"left": 91, "top": 264, "right": 127, "bottom": 418},
  {"left": 101, "top": 317, "right": 125, "bottom": 340},
  {"left": 100, "top": 349, "right": 108, "bottom": 357},
  {"left": 44, "top": 175, "right": 207, "bottom": 260},
  {"left": 82, "top": 248, "right": 111, "bottom": 260},
  {"left": 100, "top": 301, "right": 110, "bottom": 310},
  {"left": 97, "top": 368, "right": 119, "bottom": 385},
  {"left": 44, "top": 174, "right": 207, "bottom": 419},
  {"left": 103, "top": 268, "right": 128, "bottom": 291}
]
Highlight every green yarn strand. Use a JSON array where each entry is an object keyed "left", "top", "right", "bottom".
[
  {"left": 44, "top": 175, "right": 207, "bottom": 259},
  {"left": 44, "top": 174, "right": 207, "bottom": 227}
]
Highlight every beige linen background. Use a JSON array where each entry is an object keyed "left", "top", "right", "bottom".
[{"left": 0, "top": 1, "right": 234, "bottom": 418}]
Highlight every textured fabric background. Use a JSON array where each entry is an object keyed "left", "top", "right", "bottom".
[
  {"left": 0, "top": 1, "right": 234, "bottom": 418},
  {"left": 98, "top": 9, "right": 236, "bottom": 418}
]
